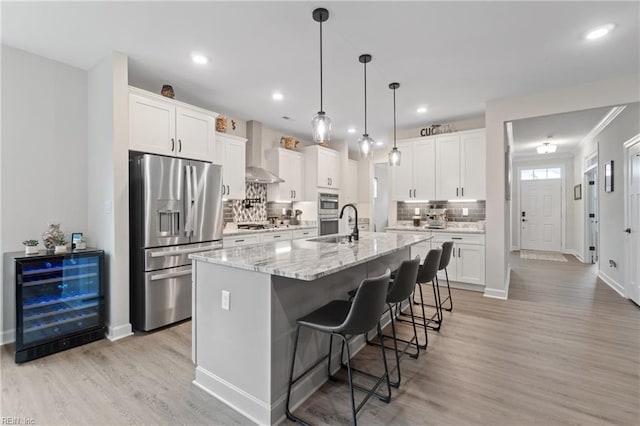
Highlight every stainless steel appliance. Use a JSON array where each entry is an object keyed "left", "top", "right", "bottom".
[
  {"left": 129, "top": 153, "right": 223, "bottom": 331},
  {"left": 318, "top": 193, "right": 339, "bottom": 235},
  {"left": 425, "top": 208, "right": 447, "bottom": 229}
]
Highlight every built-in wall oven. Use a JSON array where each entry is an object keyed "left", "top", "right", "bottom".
[{"left": 318, "top": 193, "right": 339, "bottom": 236}]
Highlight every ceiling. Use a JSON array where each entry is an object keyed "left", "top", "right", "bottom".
[
  {"left": 2, "top": 2, "right": 638, "bottom": 152},
  {"left": 509, "top": 105, "right": 616, "bottom": 156}
]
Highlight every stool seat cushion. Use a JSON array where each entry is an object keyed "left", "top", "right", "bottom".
[{"left": 296, "top": 300, "right": 351, "bottom": 333}]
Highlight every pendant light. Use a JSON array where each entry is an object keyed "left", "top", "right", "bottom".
[
  {"left": 388, "top": 82, "right": 401, "bottom": 166},
  {"left": 311, "top": 8, "right": 331, "bottom": 144},
  {"left": 359, "top": 54, "right": 374, "bottom": 158}
]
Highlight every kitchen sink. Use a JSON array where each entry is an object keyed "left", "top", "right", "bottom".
[{"left": 307, "top": 235, "right": 354, "bottom": 244}]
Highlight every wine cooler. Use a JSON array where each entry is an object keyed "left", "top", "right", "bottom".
[{"left": 15, "top": 250, "right": 105, "bottom": 363}]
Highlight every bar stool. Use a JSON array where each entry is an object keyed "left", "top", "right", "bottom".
[
  {"left": 285, "top": 270, "right": 392, "bottom": 426},
  {"left": 366, "top": 256, "right": 421, "bottom": 388},
  {"left": 396, "top": 248, "right": 442, "bottom": 348},
  {"left": 437, "top": 241, "right": 454, "bottom": 312}
]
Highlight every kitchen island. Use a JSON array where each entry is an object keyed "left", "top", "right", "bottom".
[{"left": 189, "top": 231, "right": 431, "bottom": 425}]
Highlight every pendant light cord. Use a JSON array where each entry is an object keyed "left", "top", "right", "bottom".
[
  {"left": 363, "top": 61, "right": 367, "bottom": 134},
  {"left": 393, "top": 87, "right": 397, "bottom": 148},
  {"left": 319, "top": 20, "right": 323, "bottom": 112}
]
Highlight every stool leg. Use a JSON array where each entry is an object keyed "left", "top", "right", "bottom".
[
  {"left": 387, "top": 304, "right": 401, "bottom": 388},
  {"left": 338, "top": 334, "right": 358, "bottom": 426},
  {"left": 407, "top": 297, "right": 420, "bottom": 359},
  {"left": 417, "top": 283, "right": 429, "bottom": 348},
  {"left": 377, "top": 323, "right": 392, "bottom": 401},
  {"left": 285, "top": 326, "right": 303, "bottom": 423},
  {"left": 327, "top": 334, "right": 334, "bottom": 376},
  {"left": 444, "top": 268, "right": 453, "bottom": 311},
  {"left": 432, "top": 277, "right": 443, "bottom": 326}
]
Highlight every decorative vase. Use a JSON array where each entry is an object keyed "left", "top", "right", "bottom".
[
  {"left": 161, "top": 84, "right": 175, "bottom": 98},
  {"left": 54, "top": 245, "right": 67, "bottom": 254},
  {"left": 216, "top": 116, "right": 228, "bottom": 133},
  {"left": 42, "top": 224, "right": 65, "bottom": 250},
  {"left": 25, "top": 246, "right": 38, "bottom": 255}
]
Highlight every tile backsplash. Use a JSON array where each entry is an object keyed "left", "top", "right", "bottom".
[
  {"left": 397, "top": 201, "right": 486, "bottom": 222},
  {"left": 222, "top": 182, "right": 294, "bottom": 223}
]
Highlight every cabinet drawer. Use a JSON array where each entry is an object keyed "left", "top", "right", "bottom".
[
  {"left": 431, "top": 232, "right": 485, "bottom": 245},
  {"left": 223, "top": 234, "right": 260, "bottom": 248},
  {"left": 292, "top": 229, "right": 318, "bottom": 240},
  {"left": 260, "top": 231, "right": 292, "bottom": 243}
]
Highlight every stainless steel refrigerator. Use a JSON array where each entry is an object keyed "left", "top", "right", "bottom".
[{"left": 129, "top": 153, "right": 224, "bottom": 331}]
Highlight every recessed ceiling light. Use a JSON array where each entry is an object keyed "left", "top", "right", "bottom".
[
  {"left": 376, "top": 140, "right": 384, "bottom": 146},
  {"left": 191, "top": 53, "right": 208, "bottom": 65},
  {"left": 348, "top": 127, "right": 357, "bottom": 134},
  {"left": 272, "top": 92, "right": 284, "bottom": 101},
  {"left": 416, "top": 106, "right": 428, "bottom": 114},
  {"left": 585, "top": 24, "right": 615, "bottom": 41}
]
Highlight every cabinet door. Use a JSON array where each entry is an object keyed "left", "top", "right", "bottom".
[
  {"left": 175, "top": 106, "right": 215, "bottom": 161},
  {"left": 456, "top": 244, "right": 485, "bottom": 285},
  {"left": 344, "top": 160, "right": 358, "bottom": 204},
  {"left": 318, "top": 148, "right": 339, "bottom": 188},
  {"left": 394, "top": 141, "right": 414, "bottom": 201},
  {"left": 413, "top": 138, "right": 436, "bottom": 201},
  {"left": 222, "top": 139, "right": 246, "bottom": 200},
  {"left": 288, "top": 151, "right": 305, "bottom": 201},
  {"left": 460, "top": 131, "right": 486, "bottom": 200},
  {"left": 129, "top": 93, "right": 175, "bottom": 156},
  {"left": 435, "top": 135, "right": 461, "bottom": 200}
]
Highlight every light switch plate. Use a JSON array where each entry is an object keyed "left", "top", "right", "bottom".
[
  {"left": 462, "top": 208, "right": 469, "bottom": 216},
  {"left": 221, "top": 290, "right": 230, "bottom": 311}
]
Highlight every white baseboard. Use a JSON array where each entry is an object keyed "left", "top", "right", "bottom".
[
  {"left": 1, "top": 329, "right": 15, "bottom": 345},
  {"left": 447, "top": 281, "right": 485, "bottom": 292},
  {"left": 483, "top": 266, "right": 510, "bottom": 300},
  {"left": 106, "top": 323, "right": 133, "bottom": 341},
  {"left": 597, "top": 271, "right": 626, "bottom": 298}
]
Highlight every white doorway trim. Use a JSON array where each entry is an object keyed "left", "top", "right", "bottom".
[
  {"left": 583, "top": 163, "right": 598, "bottom": 265},
  {"left": 623, "top": 133, "right": 640, "bottom": 303},
  {"left": 515, "top": 163, "right": 566, "bottom": 252}
]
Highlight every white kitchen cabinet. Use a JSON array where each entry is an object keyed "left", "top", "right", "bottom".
[
  {"left": 303, "top": 146, "right": 340, "bottom": 197},
  {"left": 292, "top": 229, "right": 318, "bottom": 239},
  {"left": 129, "top": 88, "right": 216, "bottom": 161},
  {"left": 431, "top": 232, "right": 485, "bottom": 285},
  {"left": 217, "top": 132, "right": 247, "bottom": 200},
  {"left": 266, "top": 148, "right": 305, "bottom": 202},
  {"left": 435, "top": 130, "right": 485, "bottom": 200},
  {"left": 344, "top": 159, "right": 359, "bottom": 204},
  {"left": 223, "top": 234, "right": 261, "bottom": 248},
  {"left": 260, "top": 231, "right": 292, "bottom": 243},
  {"left": 393, "top": 138, "right": 436, "bottom": 201}
]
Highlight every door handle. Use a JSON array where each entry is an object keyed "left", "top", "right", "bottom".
[
  {"left": 458, "top": 248, "right": 461, "bottom": 257},
  {"left": 409, "top": 189, "right": 412, "bottom": 198},
  {"left": 625, "top": 228, "right": 632, "bottom": 234},
  {"left": 178, "top": 139, "right": 182, "bottom": 152},
  {"left": 171, "top": 138, "right": 175, "bottom": 152},
  {"left": 222, "top": 185, "right": 226, "bottom": 195},
  {"left": 227, "top": 185, "right": 230, "bottom": 194},
  {"left": 522, "top": 219, "right": 527, "bottom": 222},
  {"left": 150, "top": 245, "right": 219, "bottom": 258},
  {"left": 461, "top": 187, "right": 464, "bottom": 196},
  {"left": 150, "top": 269, "right": 192, "bottom": 281},
  {"left": 456, "top": 187, "right": 459, "bottom": 197},
  {"left": 413, "top": 189, "right": 417, "bottom": 198}
]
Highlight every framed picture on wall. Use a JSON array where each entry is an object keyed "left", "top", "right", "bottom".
[
  {"left": 605, "top": 161, "right": 614, "bottom": 192},
  {"left": 574, "top": 184, "right": 582, "bottom": 200}
]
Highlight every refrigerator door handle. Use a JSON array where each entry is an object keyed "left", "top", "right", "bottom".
[
  {"left": 150, "top": 269, "right": 192, "bottom": 281},
  {"left": 191, "top": 165, "right": 200, "bottom": 237},
  {"left": 185, "top": 165, "right": 194, "bottom": 236},
  {"left": 149, "top": 246, "right": 220, "bottom": 258}
]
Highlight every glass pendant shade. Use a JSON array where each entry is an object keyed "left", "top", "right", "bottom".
[
  {"left": 312, "top": 111, "right": 331, "bottom": 144},
  {"left": 360, "top": 134, "right": 374, "bottom": 158},
  {"left": 389, "top": 146, "right": 401, "bottom": 166}
]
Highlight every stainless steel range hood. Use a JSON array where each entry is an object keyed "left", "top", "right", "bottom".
[{"left": 245, "top": 120, "right": 284, "bottom": 184}]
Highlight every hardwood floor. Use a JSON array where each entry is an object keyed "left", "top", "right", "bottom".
[{"left": 2, "top": 253, "right": 638, "bottom": 425}]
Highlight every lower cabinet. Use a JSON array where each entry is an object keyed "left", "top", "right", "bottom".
[{"left": 223, "top": 228, "right": 318, "bottom": 248}]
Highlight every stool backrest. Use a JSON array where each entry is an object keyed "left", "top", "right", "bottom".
[
  {"left": 339, "top": 269, "right": 391, "bottom": 335},
  {"left": 417, "top": 248, "right": 442, "bottom": 284},
  {"left": 387, "top": 256, "right": 421, "bottom": 304},
  {"left": 439, "top": 241, "right": 454, "bottom": 270}
]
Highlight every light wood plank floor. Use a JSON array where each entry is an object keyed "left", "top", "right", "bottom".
[{"left": 2, "top": 253, "right": 638, "bottom": 425}]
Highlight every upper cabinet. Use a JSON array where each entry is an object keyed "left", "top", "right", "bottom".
[
  {"left": 129, "top": 87, "right": 217, "bottom": 162},
  {"left": 266, "top": 148, "right": 305, "bottom": 202},
  {"left": 302, "top": 146, "right": 341, "bottom": 197},
  {"left": 393, "top": 138, "right": 436, "bottom": 201},
  {"left": 216, "top": 132, "right": 246, "bottom": 200},
  {"left": 343, "top": 159, "right": 359, "bottom": 204},
  {"left": 435, "top": 129, "right": 485, "bottom": 200}
]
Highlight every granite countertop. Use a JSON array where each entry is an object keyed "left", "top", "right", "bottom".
[
  {"left": 386, "top": 224, "right": 485, "bottom": 234},
  {"left": 190, "top": 231, "right": 432, "bottom": 281},
  {"left": 223, "top": 224, "right": 317, "bottom": 236}
]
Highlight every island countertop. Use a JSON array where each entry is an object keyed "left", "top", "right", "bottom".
[{"left": 190, "top": 231, "right": 431, "bottom": 281}]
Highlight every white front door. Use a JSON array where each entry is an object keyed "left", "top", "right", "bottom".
[
  {"left": 627, "top": 142, "right": 640, "bottom": 305},
  {"left": 520, "top": 178, "right": 562, "bottom": 251}
]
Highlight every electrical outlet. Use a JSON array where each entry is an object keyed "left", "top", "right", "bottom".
[
  {"left": 221, "top": 290, "right": 230, "bottom": 311},
  {"left": 462, "top": 208, "right": 469, "bottom": 216}
]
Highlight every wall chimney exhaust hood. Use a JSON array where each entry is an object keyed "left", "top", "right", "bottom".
[{"left": 245, "top": 120, "right": 284, "bottom": 184}]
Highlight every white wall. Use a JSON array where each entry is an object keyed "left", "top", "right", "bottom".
[
  {"left": 1, "top": 46, "right": 88, "bottom": 342},
  {"left": 87, "top": 52, "right": 132, "bottom": 341},
  {"left": 511, "top": 155, "right": 574, "bottom": 252},
  {"left": 485, "top": 75, "right": 640, "bottom": 300}
]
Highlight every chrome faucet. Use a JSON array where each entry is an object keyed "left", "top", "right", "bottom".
[{"left": 339, "top": 203, "right": 359, "bottom": 241}]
